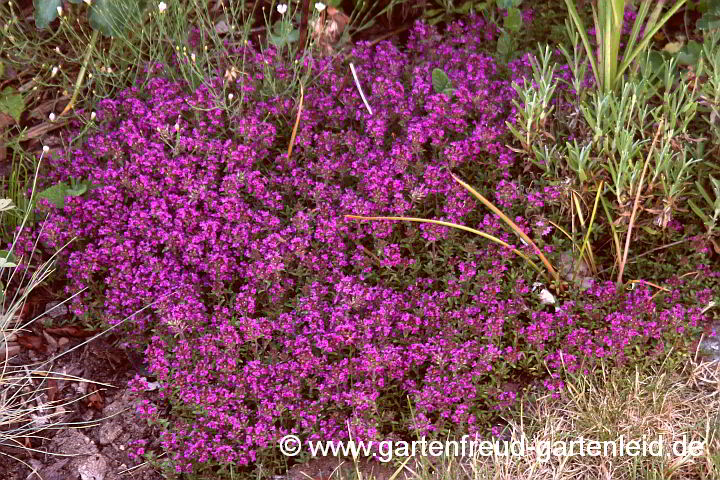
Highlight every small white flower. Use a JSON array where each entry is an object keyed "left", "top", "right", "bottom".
[
  {"left": 42, "top": 145, "right": 50, "bottom": 153},
  {"left": 538, "top": 288, "right": 556, "bottom": 305},
  {"left": 83, "top": 0, "right": 91, "bottom": 6},
  {"left": 277, "top": 3, "right": 287, "bottom": 14},
  {"left": 191, "top": 53, "right": 196, "bottom": 62},
  {"left": 174, "top": 122, "right": 180, "bottom": 132},
  {"left": 228, "top": 93, "right": 234, "bottom": 101},
  {"left": 51, "top": 66, "right": 59, "bottom": 78},
  {"left": 314, "top": 2, "right": 326, "bottom": 12},
  {"left": 56, "top": 6, "right": 62, "bottom": 16},
  {"left": 55, "top": 46, "right": 61, "bottom": 54},
  {"left": 158, "top": 1, "right": 167, "bottom": 13},
  {"left": 90, "top": 111, "right": 96, "bottom": 121},
  {"left": 49, "top": 112, "right": 56, "bottom": 122}
]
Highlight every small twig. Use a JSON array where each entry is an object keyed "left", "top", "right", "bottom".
[
  {"left": 287, "top": 83, "right": 304, "bottom": 158},
  {"left": 349, "top": 63, "right": 372, "bottom": 115}
]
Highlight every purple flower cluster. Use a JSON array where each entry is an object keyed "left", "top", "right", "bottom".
[{"left": 24, "top": 16, "right": 710, "bottom": 473}]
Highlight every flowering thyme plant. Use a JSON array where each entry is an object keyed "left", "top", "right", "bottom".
[{"left": 13, "top": 14, "right": 713, "bottom": 476}]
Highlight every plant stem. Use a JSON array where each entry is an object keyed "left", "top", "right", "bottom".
[
  {"left": 60, "top": 29, "right": 100, "bottom": 117},
  {"left": 617, "top": 119, "right": 664, "bottom": 285}
]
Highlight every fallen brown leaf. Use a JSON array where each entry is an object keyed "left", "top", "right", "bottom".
[
  {"left": 47, "top": 378, "right": 58, "bottom": 403},
  {"left": 16, "top": 334, "right": 46, "bottom": 353},
  {"left": 45, "top": 326, "right": 97, "bottom": 338},
  {"left": 87, "top": 388, "right": 104, "bottom": 411}
]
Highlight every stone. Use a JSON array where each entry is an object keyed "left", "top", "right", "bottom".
[
  {"left": 44, "top": 301, "right": 69, "bottom": 319},
  {"left": 98, "top": 421, "right": 123, "bottom": 445},
  {"left": 77, "top": 454, "right": 110, "bottom": 480}
]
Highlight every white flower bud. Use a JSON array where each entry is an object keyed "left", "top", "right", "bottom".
[
  {"left": 315, "top": 2, "right": 326, "bottom": 12},
  {"left": 49, "top": 112, "right": 56, "bottom": 122},
  {"left": 158, "top": 2, "right": 167, "bottom": 13},
  {"left": 42, "top": 145, "right": 50, "bottom": 153},
  {"left": 277, "top": 4, "right": 287, "bottom": 14}
]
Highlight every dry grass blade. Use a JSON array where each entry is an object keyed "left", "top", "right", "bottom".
[
  {"left": 287, "top": 83, "right": 304, "bottom": 159},
  {"left": 617, "top": 119, "right": 665, "bottom": 285}
]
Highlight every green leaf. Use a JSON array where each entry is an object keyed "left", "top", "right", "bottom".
[
  {"left": 431, "top": 68, "right": 452, "bottom": 94},
  {"left": 0, "top": 250, "right": 18, "bottom": 269},
  {"left": 675, "top": 40, "right": 702, "bottom": 65},
  {"left": 696, "top": 180, "right": 715, "bottom": 207},
  {"left": 457, "top": 1, "right": 475, "bottom": 14},
  {"left": 496, "top": 31, "right": 514, "bottom": 57},
  {"left": 65, "top": 183, "right": 88, "bottom": 197},
  {"left": 504, "top": 7, "right": 522, "bottom": 32},
  {"left": 0, "top": 88, "right": 24, "bottom": 123},
  {"left": 89, "top": 0, "right": 136, "bottom": 37},
  {"left": 688, "top": 198, "right": 711, "bottom": 223},
  {"left": 697, "top": 13, "right": 720, "bottom": 30},
  {"left": 37, "top": 182, "right": 69, "bottom": 208},
  {"left": 0, "top": 61, "right": 4, "bottom": 78},
  {"left": 34, "top": 0, "right": 63, "bottom": 29},
  {"left": 641, "top": 226, "right": 660, "bottom": 235},
  {"left": 424, "top": 8, "right": 445, "bottom": 18},
  {"left": 496, "top": 0, "right": 514, "bottom": 9}
]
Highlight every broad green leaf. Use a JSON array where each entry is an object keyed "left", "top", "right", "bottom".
[
  {"left": 0, "top": 250, "right": 17, "bottom": 263},
  {"left": 431, "top": 68, "right": 452, "bottom": 94},
  {"left": 0, "top": 259, "right": 16, "bottom": 269},
  {"left": 496, "top": 31, "right": 514, "bottom": 58},
  {"left": 0, "top": 87, "right": 25, "bottom": 123},
  {"left": 0, "top": 250, "right": 17, "bottom": 268},
  {"left": 504, "top": 7, "right": 522, "bottom": 32},
  {"left": 675, "top": 40, "right": 702, "bottom": 65},
  {"left": 65, "top": 183, "right": 88, "bottom": 197},
  {"left": 37, "top": 182, "right": 69, "bottom": 208},
  {"left": 697, "top": 13, "right": 720, "bottom": 30},
  {"left": 34, "top": 0, "right": 63, "bottom": 29},
  {"left": 496, "top": 0, "right": 517, "bottom": 9},
  {"left": 89, "top": 0, "right": 137, "bottom": 37}
]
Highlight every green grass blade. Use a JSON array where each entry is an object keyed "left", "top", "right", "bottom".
[
  {"left": 344, "top": 215, "right": 546, "bottom": 278},
  {"left": 449, "top": 174, "right": 559, "bottom": 280}
]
